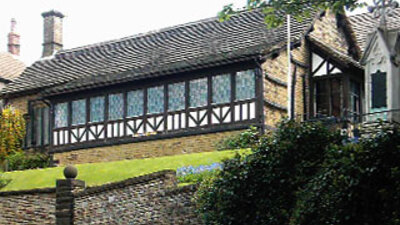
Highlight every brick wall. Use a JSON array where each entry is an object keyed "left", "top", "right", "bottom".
[
  {"left": 0, "top": 189, "right": 55, "bottom": 224},
  {"left": 54, "top": 130, "right": 243, "bottom": 165}
]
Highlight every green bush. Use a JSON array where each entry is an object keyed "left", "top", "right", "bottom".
[
  {"left": 195, "top": 120, "right": 343, "bottom": 225},
  {"left": 292, "top": 129, "right": 400, "bottom": 225},
  {"left": 5, "top": 151, "right": 50, "bottom": 171},
  {"left": 217, "top": 126, "right": 261, "bottom": 150},
  {"left": 195, "top": 120, "right": 400, "bottom": 225}
]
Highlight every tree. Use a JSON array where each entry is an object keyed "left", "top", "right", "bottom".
[
  {"left": 0, "top": 106, "right": 26, "bottom": 160},
  {"left": 219, "top": 0, "right": 366, "bottom": 27}
]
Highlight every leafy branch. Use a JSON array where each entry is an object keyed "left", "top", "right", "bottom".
[{"left": 219, "top": 0, "right": 367, "bottom": 27}]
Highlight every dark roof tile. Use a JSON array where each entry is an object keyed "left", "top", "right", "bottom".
[{"left": 2, "top": 10, "right": 315, "bottom": 97}]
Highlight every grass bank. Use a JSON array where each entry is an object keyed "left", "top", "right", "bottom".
[{"left": 1, "top": 150, "right": 249, "bottom": 192}]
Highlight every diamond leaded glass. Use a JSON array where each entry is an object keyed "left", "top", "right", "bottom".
[
  {"left": 236, "top": 70, "right": 255, "bottom": 100},
  {"left": 212, "top": 74, "right": 231, "bottom": 104},
  {"left": 72, "top": 99, "right": 86, "bottom": 125},
  {"left": 108, "top": 93, "right": 124, "bottom": 120},
  {"left": 55, "top": 102, "right": 68, "bottom": 128},
  {"left": 147, "top": 86, "right": 164, "bottom": 114},
  {"left": 127, "top": 90, "right": 144, "bottom": 117},
  {"left": 90, "top": 96, "right": 105, "bottom": 123},
  {"left": 190, "top": 78, "right": 208, "bottom": 107},
  {"left": 168, "top": 82, "right": 185, "bottom": 111}
]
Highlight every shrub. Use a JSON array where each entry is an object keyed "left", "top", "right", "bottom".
[
  {"left": 5, "top": 151, "right": 50, "bottom": 171},
  {"left": 217, "top": 126, "right": 261, "bottom": 150},
  {"left": 0, "top": 106, "right": 26, "bottom": 160},
  {"left": 195, "top": 120, "right": 343, "bottom": 225},
  {"left": 292, "top": 128, "right": 400, "bottom": 225},
  {"left": 195, "top": 120, "right": 400, "bottom": 225}
]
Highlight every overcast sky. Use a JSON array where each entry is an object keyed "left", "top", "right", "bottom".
[{"left": 0, "top": 0, "right": 372, "bottom": 65}]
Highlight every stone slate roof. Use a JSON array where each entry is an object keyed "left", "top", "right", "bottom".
[
  {"left": 1, "top": 10, "right": 315, "bottom": 97},
  {"left": 350, "top": 8, "right": 400, "bottom": 50},
  {"left": 308, "top": 36, "right": 362, "bottom": 69},
  {"left": 0, "top": 52, "right": 25, "bottom": 83}
]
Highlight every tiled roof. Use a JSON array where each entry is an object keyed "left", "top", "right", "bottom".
[
  {"left": 308, "top": 36, "right": 362, "bottom": 69},
  {"left": 1, "top": 9, "right": 315, "bottom": 97},
  {"left": 0, "top": 52, "right": 25, "bottom": 82},
  {"left": 349, "top": 8, "right": 400, "bottom": 50}
]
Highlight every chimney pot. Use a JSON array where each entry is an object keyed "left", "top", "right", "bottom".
[
  {"left": 42, "top": 10, "right": 64, "bottom": 57},
  {"left": 7, "top": 18, "right": 20, "bottom": 56}
]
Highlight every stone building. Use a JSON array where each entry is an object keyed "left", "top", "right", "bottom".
[
  {"left": 0, "top": 19, "right": 26, "bottom": 109},
  {"left": 0, "top": 8, "right": 396, "bottom": 165}
]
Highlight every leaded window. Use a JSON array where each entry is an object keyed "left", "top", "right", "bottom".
[
  {"left": 147, "top": 86, "right": 164, "bottom": 114},
  {"left": 190, "top": 78, "right": 208, "bottom": 107},
  {"left": 72, "top": 99, "right": 86, "bottom": 125},
  {"left": 236, "top": 70, "right": 255, "bottom": 100},
  {"left": 212, "top": 74, "right": 231, "bottom": 104},
  {"left": 168, "top": 82, "right": 185, "bottom": 111},
  {"left": 90, "top": 96, "right": 105, "bottom": 123},
  {"left": 109, "top": 93, "right": 124, "bottom": 120},
  {"left": 127, "top": 90, "right": 144, "bottom": 117},
  {"left": 55, "top": 103, "right": 68, "bottom": 128}
]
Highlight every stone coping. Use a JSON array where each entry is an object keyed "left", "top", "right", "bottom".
[
  {"left": 0, "top": 187, "right": 56, "bottom": 196},
  {"left": 74, "top": 170, "right": 176, "bottom": 197},
  {"left": 0, "top": 170, "right": 177, "bottom": 197}
]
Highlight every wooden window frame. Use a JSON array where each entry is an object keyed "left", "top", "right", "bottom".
[{"left": 48, "top": 62, "right": 264, "bottom": 152}]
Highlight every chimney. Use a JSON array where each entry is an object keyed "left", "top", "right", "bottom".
[
  {"left": 7, "top": 18, "right": 20, "bottom": 56},
  {"left": 41, "top": 10, "right": 64, "bottom": 57}
]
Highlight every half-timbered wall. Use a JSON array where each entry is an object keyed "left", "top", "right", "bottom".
[{"left": 50, "top": 66, "right": 262, "bottom": 152}]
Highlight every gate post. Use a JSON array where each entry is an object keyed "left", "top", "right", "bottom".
[{"left": 55, "top": 166, "right": 85, "bottom": 225}]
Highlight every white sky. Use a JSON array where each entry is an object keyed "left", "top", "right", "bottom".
[{"left": 0, "top": 0, "right": 372, "bottom": 65}]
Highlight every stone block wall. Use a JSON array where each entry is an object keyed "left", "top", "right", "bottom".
[
  {"left": 7, "top": 94, "right": 38, "bottom": 114},
  {"left": 54, "top": 130, "right": 243, "bottom": 165},
  {"left": 0, "top": 170, "right": 203, "bottom": 224},
  {"left": 73, "top": 171, "right": 202, "bottom": 225},
  {"left": 0, "top": 189, "right": 56, "bottom": 225},
  {"left": 262, "top": 41, "right": 308, "bottom": 127}
]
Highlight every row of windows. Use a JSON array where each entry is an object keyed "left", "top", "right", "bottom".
[{"left": 54, "top": 70, "right": 256, "bottom": 128}]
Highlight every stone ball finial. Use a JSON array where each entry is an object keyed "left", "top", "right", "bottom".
[{"left": 63, "top": 165, "right": 78, "bottom": 179}]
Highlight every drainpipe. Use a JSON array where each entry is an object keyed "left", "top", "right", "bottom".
[{"left": 287, "top": 14, "right": 293, "bottom": 120}]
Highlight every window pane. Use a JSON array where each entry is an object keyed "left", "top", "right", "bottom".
[
  {"left": 372, "top": 71, "right": 387, "bottom": 108},
  {"left": 236, "top": 70, "right": 255, "bottom": 100},
  {"left": 168, "top": 82, "right": 185, "bottom": 111},
  {"left": 109, "top": 93, "right": 124, "bottom": 120},
  {"left": 43, "top": 107, "right": 49, "bottom": 145},
  {"left": 55, "top": 103, "right": 68, "bottom": 128},
  {"left": 190, "top": 78, "right": 208, "bottom": 107},
  {"left": 90, "top": 96, "right": 105, "bottom": 123},
  {"left": 72, "top": 99, "right": 86, "bottom": 125},
  {"left": 35, "top": 108, "right": 42, "bottom": 146},
  {"left": 316, "top": 80, "right": 329, "bottom": 116},
  {"left": 127, "top": 90, "right": 144, "bottom": 117},
  {"left": 147, "top": 86, "right": 164, "bottom": 114},
  {"left": 331, "top": 78, "right": 342, "bottom": 117},
  {"left": 212, "top": 74, "right": 231, "bottom": 104}
]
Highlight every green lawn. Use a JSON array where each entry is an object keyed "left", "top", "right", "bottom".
[{"left": 0, "top": 150, "right": 249, "bottom": 192}]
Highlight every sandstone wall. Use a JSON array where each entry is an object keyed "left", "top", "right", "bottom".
[{"left": 54, "top": 129, "right": 243, "bottom": 165}]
